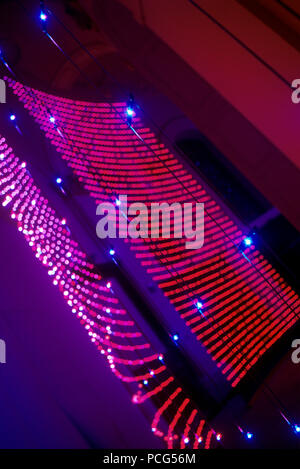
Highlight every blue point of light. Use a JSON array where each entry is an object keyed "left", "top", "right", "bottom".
[
  {"left": 143, "top": 380, "right": 148, "bottom": 385},
  {"left": 49, "top": 116, "right": 55, "bottom": 123},
  {"left": 246, "top": 432, "right": 253, "bottom": 440},
  {"left": 216, "top": 433, "right": 222, "bottom": 441},
  {"left": 196, "top": 301, "right": 203, "bottom": 309},
  {"left": 9, "top": 114, "right": 16, "bottom": 121},
  {"left": 158, "top": 354, "right": 163, "bottom": 361},
  {"left": 294, "top": 425, "right": 300, "bottom": 434},
  {"left": 172, "top": 334, "right": 179, "bottom": 342},
  {"left": 115, "top": 198, "right": 121, "bottom": 206},
  {"left": 243, "top": 237, "right": 253, "bottom": 247},
  {"left": 40, "top": 12, "right": 47, "bottom": 21},
  {"left": 126, "top": 107, "right": 134, "bottom": 117},
  {"left": 56, "top": 177, "right": 62, "bottom": 185},
  {"left": 109, "top": 249, "right": 115, "bottom": 256}
]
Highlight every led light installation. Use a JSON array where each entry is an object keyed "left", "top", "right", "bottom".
[
  {"left": 0, "top": 133, "right": 217, "bottom": 449},
  {"left": 7, "top": 78, "right": 300, "bottom": 388}
]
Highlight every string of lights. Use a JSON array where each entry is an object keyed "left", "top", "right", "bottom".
[
  {"left": 0, "top": 132, "right": 223, "bottom": 449},
  {"left": 6, "top": 78, "right": 300, "bottom": 438},
  {"left": 32, "top": 4, "right": 300, "bottom": 427},
  {"left": 0, "top": 30, "right": 228, "bottom": 446},
  {"left": 0, "top": 44, "right": 249, "bottom": 441},
  {"left": 2, "top": 0, "right": 300, "bottom": 442},
  {"left": 2, "top": 61, "right": 298, "bottom": 442},
  {"left": 0, "top": 25, "right": 223, "bottom": 448},
  {"left": 0, "top": 42, "right": 233, "bottom": 438}
]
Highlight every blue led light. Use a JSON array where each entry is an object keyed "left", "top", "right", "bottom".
[
  {"left": 115, "top": 198, "right": 121, "bottom": 206},
  {"left": 109, "top": 249, "right": 115, "bottom": 256},
  {"left": 49, "top": 116, "right": 55, "bottom": 123},
  {"left": 246, "top": 432, "right": 253, "bottom": 440},
  {"left": 172, "top": 334, "right": 179, "bottom": 342},
  {"left": 196, "top": 301, "right": 203, "bottom": 309},
  {"left": 126, "top": 107, "right": 134, "bottom": 117},
  {"left": 56, "top": 177, "right": 62, "bottom": 185},
  {"left": 40, "top": 12, "right": 47, "bottom": 21},
  {"left": 143, "top": 380, "right": 148, "bottom": 385},
  {"left": 294, "top": 425, "right": 300, "bottom": 434},
  {"left": 243, "top": 237, "right": 253, "bottom": 246},
  {"left": 9, "top": 114, "right": 16, "bottom": 121}
]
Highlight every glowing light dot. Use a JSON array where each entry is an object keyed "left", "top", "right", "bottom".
[
  {"left": 106, "top": 281, "right": 111, "bottom": 289},
  {"left": 184, "top": 437, "right": 189, "bottom": 444},
  {"left": 10, "top": 114, "right": 16, "bottom": 121},
  {"left": 294, "top": 425, "right": 300, "bottom": 434},
  {"left": 126, "top": 107, "right": 134, "bottom": 117},
  {"left": 246, "top": 432, "right": 253, "bottom": 440},
  {"left": 109, "top": 249, "right": 115, "bottom": 256},
  {"left": 40, "top": 12, "right": 47, "bottom": 21},
  {"left": 172, "top": 334, "right": 179, "bottom": 342},
  {"left": 132, "top": 394, "right": 139, "bottom": 404},
  {"left": 216, "top": 433, "right": 222, "bottom": 441},
  {"left": 56, "top": 177, "right": 62, "bottom": 185},
  {"left": 243, "top": 237, "right": 252, "bottom": 246}
]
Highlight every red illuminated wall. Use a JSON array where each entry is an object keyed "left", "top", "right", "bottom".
[{"left": 7, "top": 78, "right": 300, "bottom": 390}]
